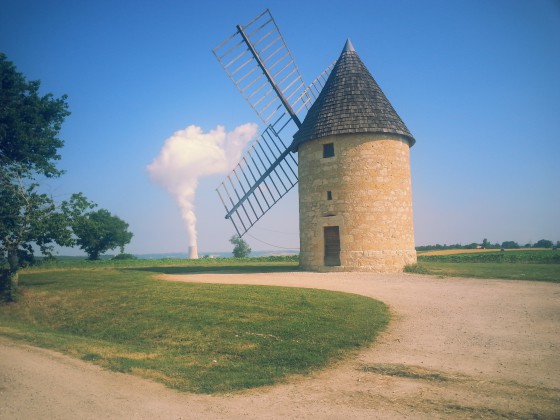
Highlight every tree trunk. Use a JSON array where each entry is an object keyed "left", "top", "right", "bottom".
[
  {"left": 1, "top": 248, "right": 19, "bottom": 302},
  {"left": 7, "top": 248, "right": 18, "bottom": 271}
]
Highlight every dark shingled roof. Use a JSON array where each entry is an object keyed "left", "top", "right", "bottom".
[{"left": 291, "top": 39, "right": 415, "bottom": 151}]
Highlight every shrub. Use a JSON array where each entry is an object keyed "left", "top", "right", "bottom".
[
  {"left": 403, "top": 263, "right": 429, "bottom": 274},
  {"left": 111, "top": 253, "right": 138, "bottom": 260}
]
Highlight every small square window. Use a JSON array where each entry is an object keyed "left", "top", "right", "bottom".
[
  {"left": 327, "top": 191, "right": 332, "bottom": 200},
  {"left": 323, "top": 143, "right": 335, "bottom": 158}
]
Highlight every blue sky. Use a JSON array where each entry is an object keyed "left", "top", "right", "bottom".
[{"left": 2, "top": 0, "right": 559, "bottom": 255}]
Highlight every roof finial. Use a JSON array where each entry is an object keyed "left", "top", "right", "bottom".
[{"left": 342, "top": 38, "right": 355, "bottom": 53}]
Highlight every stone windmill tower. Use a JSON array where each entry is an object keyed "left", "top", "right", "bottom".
[
  {"left": 291, "top": 40, "right": 416, "bottom": 272},
  {"left": 213, "top": 10, "right": 416, "bottom": 272}
]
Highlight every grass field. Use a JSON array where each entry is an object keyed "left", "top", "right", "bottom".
[
  {"left": 409, "top": 249, "right": 560, "bottom": 282},
  {"left": 0, "top": 258, "right": 388, "bottom": 393},
  {"left": 411, "top": 262, "right": 560, "bottom": 282},
  {"left": 418, "top": 248, "right": 515, "bottom": 256},
  {"left": 30, "top": 255, "right": 300, "bottom": 271},
  {"left": 417, "top": 248, "right": 554, "bottom": 257},
  {"left": 2, "top": 251, "right": 558, "bottom": 393}
]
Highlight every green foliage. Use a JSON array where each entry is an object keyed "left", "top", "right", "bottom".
[
  {"left": 73, "top": 209, "right": 133, "bottom": 260},
  {"left": 416, "top": 243, "right": 468, "bottom": 252},
  {"left": 60, "top": 192, "right": 97, "bottom": 222},
  {"left": 0, "top": 181, "right": 74, "bottom": 259},
  {"left": 0, "top": 264, "right": 389, "bottom": 393},
  {"left": 0, "top": 53, "right": 72, "bottom": 300},
  {"left": 0, "top": 53, "right": 70, "bottom": 178},
  {"left": 403, "top": 263, "right": 429, "bottom": 274},
  {"left": 0, "top": 178, "right": 80, "bottom": 301},
  {"left": 501, "top": 241, "right": 520, "bottom": 249},
  {"left": 0, "top": 54, "right": 132, "bottom": 298},
  {"left": 229, "top": 234, "right": 251, "bottom": 258},
  {"left": 534, "top": 239, "right": 553, "bottom": 249},
  {"left": 111, "top": 253, "right": 137, "bottom": 261},
  {"left": 417, "top": 239, "right": 559, "bottom": 252}
]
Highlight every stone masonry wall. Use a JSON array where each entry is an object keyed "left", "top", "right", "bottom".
[{"left": 298, "top": 132, "right": 416, "bottom": 272}]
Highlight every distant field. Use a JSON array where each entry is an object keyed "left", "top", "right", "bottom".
[
  {"left": 417, "top": 248, "right": 547, "bottom": 256},
  {"left": 417, "top": 249, "right": 559, "bottom": 264},
  {"left": 26, "top": 255, "right": 300, "bottom": 273},
  {"left": 412, "top": 262, "right": 560, "bottom": 282},
  {"left": 410, "top": 249, "right": 560, "bottom": 282}
]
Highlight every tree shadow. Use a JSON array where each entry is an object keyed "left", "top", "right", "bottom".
[{"left": 124, "top": 264, "right": 300, "bottom": 276}]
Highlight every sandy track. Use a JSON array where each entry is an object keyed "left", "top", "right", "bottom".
[{"left": 1, "top": 272, "right": 559, "bottom": 419}]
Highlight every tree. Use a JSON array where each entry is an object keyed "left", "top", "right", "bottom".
[
  {"left": 72, "top": 209, "right": 133, "bottom": 260},
  {"left": 229, "top": 234, "right": 251, "bottom": 258},
  {"left": 501, "top": 241, "right": 520, "bottom": 249},
  {"left": 0, "top": 179, "right": 77, "bottom": 298},
  {"left": 1, "top": 53, "right": 69, "bottom": 178},
  {"left": 1, "top": 53, "right": 71, "bottom": 300},
  {"left": 533, "top": 239, "right": 553, "bottom": 249}
]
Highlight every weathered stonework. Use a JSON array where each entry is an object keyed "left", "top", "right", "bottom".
[{"left": 298, "top": 132, "right": 416, "bottom": 272}]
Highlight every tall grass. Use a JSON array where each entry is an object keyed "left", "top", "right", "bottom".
[{"left": 0, "top": 262, "right": 389, "bottom": 393}]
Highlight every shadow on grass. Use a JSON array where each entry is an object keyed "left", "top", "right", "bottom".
[{"left": 125, "top": 264, "right": 301, "bottom": 276}]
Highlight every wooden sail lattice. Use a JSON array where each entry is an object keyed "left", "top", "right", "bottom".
[{"left": 213, "top": 9, "right": 333, "bottom": 236}]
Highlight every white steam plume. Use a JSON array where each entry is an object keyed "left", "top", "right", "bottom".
[{"left": 147, "top": 124, "right": 258, "bottom": 247}]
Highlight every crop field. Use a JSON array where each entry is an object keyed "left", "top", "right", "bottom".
[
  {"left": 418, "top": 248, "right": 519, "bottom": 256},
  {"left": 417, "top": 249, "right": 559, "bottom": 264},
  {"left": 417, "top": 248, "right": 555, "bottom": 257}
]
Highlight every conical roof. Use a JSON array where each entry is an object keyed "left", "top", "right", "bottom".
[{"left": 291, "top": 40, "right": 415, "bottom": 151}]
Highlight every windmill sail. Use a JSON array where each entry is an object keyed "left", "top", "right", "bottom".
[
  {"left": 213, "top": 9, "right": 333, "bottom": 236},
  {"left": 213, "top": 9, "right": 307, "bottom": 131}
]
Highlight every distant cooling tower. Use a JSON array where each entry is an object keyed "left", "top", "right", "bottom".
[{"left": 188, "top": 245, "right": 198, "bottom": 259}]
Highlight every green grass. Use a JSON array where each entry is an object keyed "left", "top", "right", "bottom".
[
  {"left": 407, "top": 250, "right": 560, "bottom": 282},
  {"left": 0, "top": 260, "right": 389, "bottom": 393},
  {"left": 417, "top": 249, "right": 560, "bottom": 264},
  {"left": 32, "top": 255, "right": 300, "bottom": 271},
  {"left": 411, "top": 262, "right": 560, "bottom": 282}
]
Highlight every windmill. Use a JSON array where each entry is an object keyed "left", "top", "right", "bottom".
[
  {"left": 214, "top": 10, "right": 417, "bottom": 272},
  {"left": 213, "top": 9, "right": 333, "bottom": 238}
]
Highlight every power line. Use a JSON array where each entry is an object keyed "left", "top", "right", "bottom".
[
  {"left": 252, "top": 226, "right": 298, "bottom": 236},
  {"left": 245, "top": 232, "right": 299, "bottom": 250}
]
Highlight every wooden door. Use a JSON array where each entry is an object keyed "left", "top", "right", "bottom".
[{"left": 324, "top": 226, "right": 341, "bottom": 266}]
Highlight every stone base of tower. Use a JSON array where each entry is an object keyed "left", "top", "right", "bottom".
[
  {"left": 297, "top": 132, "right": 417, "bottom": 274},
  {"left": 299, "top": 249, "right": 417, "bottom": 273}
]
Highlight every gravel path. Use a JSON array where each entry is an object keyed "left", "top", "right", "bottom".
[{"left": 1, "top": 272, "right": 559, "bottom": 419}]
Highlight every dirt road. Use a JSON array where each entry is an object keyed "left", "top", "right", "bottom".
[{"left": 1, "top": 272, "right": 559, "bottom": 419}]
